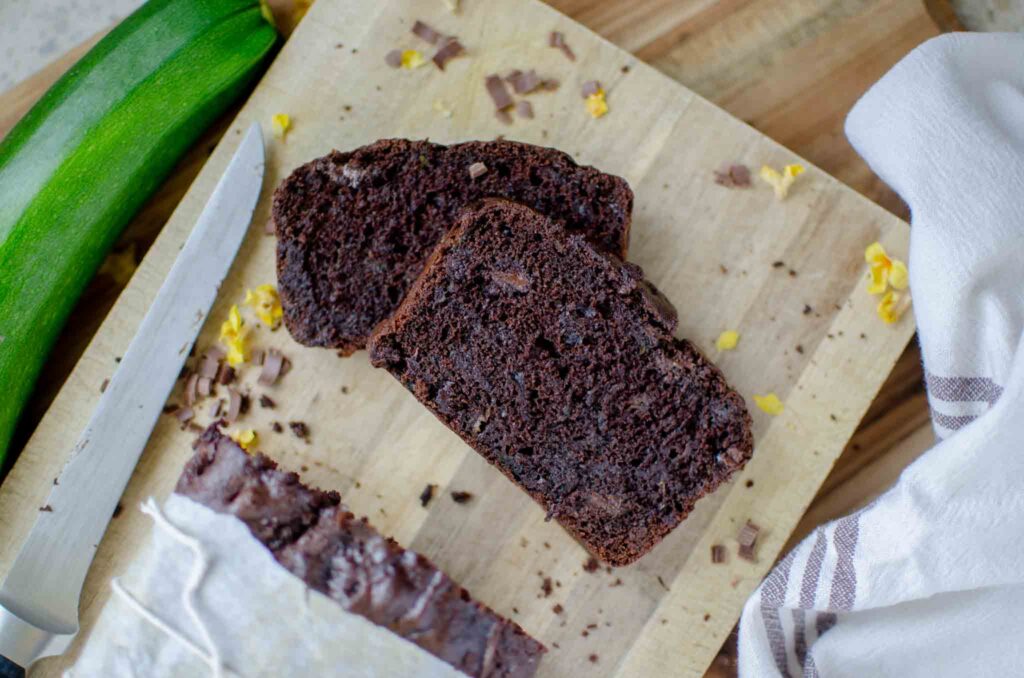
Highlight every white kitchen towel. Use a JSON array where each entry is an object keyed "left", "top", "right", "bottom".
[
  {"left": 70, "top": 494, "right": 459, "bottom": 678},
  {"left": 738, "top": 32, "right": 1024, "bottom": 677}
]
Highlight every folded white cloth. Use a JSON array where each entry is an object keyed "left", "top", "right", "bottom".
[
  {"left": 738, "top": 32, "right": 1024, "bottom": 677},
  {"left": 71, "top": 495, "right": 458, "bottom": 678}
]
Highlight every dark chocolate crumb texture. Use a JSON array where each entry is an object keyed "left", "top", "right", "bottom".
[
  {"left": 273, "top": 139, "right": 633, "bottom": 354},
  {"left": 177, "top": 425, "right": 545, "bottom": 677},
  {"left": 369, "top": 200, "right": 753, "bottom": 566}
]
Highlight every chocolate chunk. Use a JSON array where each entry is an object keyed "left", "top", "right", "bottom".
[
  {"left": 419, "top": 483, "right": 436, "bottom": 507},
  {"left": 451, "top": 490, "right": 473, "bottom": 504}
]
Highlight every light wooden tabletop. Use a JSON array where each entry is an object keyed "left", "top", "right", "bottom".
[{"left": 0, "top": 0, "right": 961, "bottom": 674}]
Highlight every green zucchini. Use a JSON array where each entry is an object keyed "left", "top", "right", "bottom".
[{"left": 0, "top": 0, "right": 279, "bottom": 467}]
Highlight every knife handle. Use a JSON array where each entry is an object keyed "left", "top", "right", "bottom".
[{"left": 0, "top": 655, "right": 25, "bottom": 678}]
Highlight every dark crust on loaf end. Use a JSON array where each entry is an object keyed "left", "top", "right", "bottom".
[
  {"left": 176, "top": 425, "right": 545, "bottom": 677},
  {"left": 368, "top": 200, "right": 753, "bottom": 566},
  {"left": 273, "top": 139, "right": 633, "bottom": 354}
]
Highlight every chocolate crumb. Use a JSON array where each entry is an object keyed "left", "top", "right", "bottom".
[
  {"left": 552, "top": 643, "right": 560, "bottom": 649},
  {"left": 552, "top": 604, "right": 564, "bottom": 614},
  {"left": 40, "top": 505, "right": 53, "bottom": 512},
  {"left": 586, "top": 623, "right": 598, "bottom": 630},
  {"left": 100, "top": 378, "right": 109, "bottom": 393},
  {"left": 830, "top": 414, "right": 838, "bottom": 422},
  {"left": 341, "top": 386, "right": 350, "bottom": 394},
  {"left": 583, "top": 557, "right": 600, "bottom": 573},
  {"left": 300, "top": 465, "right": 309, "bottom": 472},
  {"left": 860, "top": 333, "right": 868, "bottom": 339},
  {"left": 657, "top": 575, "right": 670, "bottom": 591},
  {"left": 795, "top": 344, "right": 804, "bottom": 354},
  {"left": 513, "top": 607, "right": 520, "bottom": 614},
  {"left": 746, "top": 479, "right": 755, "bottom": 488},
  {"left": 112, "top": 503, "right": 124, "bottom": 519},
  {"left": 703, "top": 613, "right": 711, "bottom": 622},
  {"left": 711, "top": 544, "right": 727, "bottom": 564},
  {"left": 714, "top": 164, "right": 751, "bottom": 188},
  {"left": 258, "top": 394, "right": 276, "bottom": 409},
  {"left": 451, "top": 491, "right": 473, "bottom": 504},
  {"left": 543, "top": 542, "right": 551, "bottom": 549},
  {"left": 419, "top": 483, "right": 436, "bottom": 507},
  {"left": 271, "top": 422, "right": 283, "bottom": 433},
  {"left": 411, "top": 19, "right": 443, "bottom": 45},
  {"left": 772, "top": 261, "right": 785, "bottom": 268},
  {"left": 581, "top": 80, "right": 601, "bottom": 98},
  {"left": 789, "top": 269, "right": 798, "bottom": 277},
  {"left": 803, "top": 304, "right": 813, "bottom": 315},
  {"left": 485, "top": 74, "right": 514, "bottom": 110},
  {"left": 549, "top": 31, "right": 575, "bottom": 61},
  {"left": 660, "top": 619, "right": 668, "bottom": 625},
  {"left": 541, "top": 577, "right": 553, "bottom": 597},
  {"left": 621, "top": 65, "right": 630, "bottom": 73},
  {"left": 588, "top": 654, "right": 599, "bottom": 664},
  {"left": 719, "top": 264, "right": 729, "bottom": 274},
  {"left": 289, "top": 421, "right": 309, "bottom": 440},
  {"left": 520, "top": 537, "right": 529, "bottom": 548},
  {"left": 581, "top": 630, "right": 589, "bottom": 638},
  {"left": 432, "top": 38, "right": 465, "bottom": 70},
  {"left": 610, "top": 578, "right": 623, "bottom": 587}
]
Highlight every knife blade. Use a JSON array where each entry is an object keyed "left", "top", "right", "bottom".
[{"left": 0, "top": 122, "right": 265, "bottom": 672}]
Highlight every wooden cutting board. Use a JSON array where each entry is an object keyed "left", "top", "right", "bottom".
[{"left": 0, "top": 0, "right": 914, "bottom": 675}]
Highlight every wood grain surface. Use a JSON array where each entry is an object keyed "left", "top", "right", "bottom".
[{"left": 0, "top": 0, "right": 952, "bottom": 675}]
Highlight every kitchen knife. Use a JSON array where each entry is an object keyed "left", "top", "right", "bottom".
[{"left": 0, "top": 122, "right": 265, "bottom": 676}]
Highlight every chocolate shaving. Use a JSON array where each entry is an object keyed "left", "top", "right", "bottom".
[
  {"left": 714, "top": 164, "right": 752, "bottom": 188},
  {"left": 507, "top": 69, "right": 542, "bottom": 94},
  {"left": 385, "top": 49, "right": 403, "bottom": 68},
  {"left": 711, "top": 544, "right": 726, "bottom": 564},
  {"left": 198, "top": 353, "right": 220, "bottom": 379},
  {"left": 737, "top": 520, "right": 761, "bottom": 560},
  {"left": 468, "top": 162, "right": 488, "bottom": 179},
  {"left": 411, "top": 20, "right": 443, "bottom": 45},
  {"left": 549, "top": 31, "right": 575, "bottom": 61},
  {"left": 183, "top": 373, "right": 199, "bottom": 407},
  {"left": 516, "top": 100, "right": 534, "bottom": 119},
  {"left": 432, "top": 38, "right": 465, "bottom": 70},
  {"left": 258, "top": 394, "right": 276, "bottom": 409},
  {"left": 485, "top": 74, "right": 514, "bottom": 110},
  {"left": 216, "top": 363, "right": 235, "bottom": 385},
  {"left": 289, "top": 421, "right": 309, "bottom": 440},
  {"left": 226, "top": 388, "right": 243, "bottom": 423},
  {"left": 197, "top": 376, "right": 213, "bottom": 398},
  {"left": 581, "top": 80, "right": 601, "bottom": 98},
  {"left": 450, "top": 490, "right": 473, "bottom": 504},
  {"left": 259, "top": 349, "right": 285, "bottom": 386},
  {"left": 175, "top": 407, "right": 195, "bottom": 428},
  {"left": 737, "top": 520, "right": 761, "bottom": 547},
  {"left": 419, "top": 483, "right": 436, "bottom": 507}
]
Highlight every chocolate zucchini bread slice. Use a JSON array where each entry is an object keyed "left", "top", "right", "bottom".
[
  {"left": 177, "top": 425, "right": 545, "bottom": 678},
  {"left": 273, "top": 139, "right": 633, "bottom": 354},
  {"left": 368, "top": 200, "right": 753, "bottom": 566}
]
